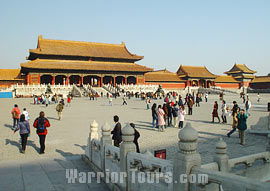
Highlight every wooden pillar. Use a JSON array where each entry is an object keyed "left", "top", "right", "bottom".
[
  {"left": 113, "top": 75, "right": 116, "bottom": 86},
  {"left": 98, "top": 77, "right": 100, "bottom": 87},
  {"left": 66, "top": 75, "right": 69, "bottom": 85},
  {"left": 125, "top": 75, "right": 127, "bottom": 85},
  {"left": 136, "top": 76, "right": 138, "bottom": 84},
  {"left": 143, "top": 75, "right": 145, "bottom": 85},
  {"left": 52, "top": 74, "right": 55, "bottom": 85},
  {"left": 100, "top": 74, "right": 103, "bottom": 87},
  {"left": 81, "top": 75, "right": 83, "bottom": 85},
  {"left": 38, "top": 74, "right": 40, "bottom": 84},
  {"left": 28, "top": 74, "right": 31, "bottom": 85}
]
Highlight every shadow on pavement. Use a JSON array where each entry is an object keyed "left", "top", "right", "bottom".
[
  {"left": 4, "top": 124, "right": 13, "bottom": 130},
  {"left": 74, "top": 144, "right": 86, "bottom": 151}
]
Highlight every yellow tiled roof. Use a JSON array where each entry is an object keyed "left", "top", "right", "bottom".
[
  {"left": 29, "top": 35, "right": 143, "bottom": 60},
  {"left": 225, "top": 64, "right": 256, "bottom": 74},
  {"left": 0, "top": 69, "right": 24, "bottom": 81},
  {"left": 145, "top": 69, "right": 185, "bottom": 82},
  {"left": 251, "top": 76, "right": 270, "bottom": 83},
  {"left": 176, "top": 65, "right": 216, "bottom": 78},
  {"left": 21, "top": 59, "right": 153, "bottom": 72}
]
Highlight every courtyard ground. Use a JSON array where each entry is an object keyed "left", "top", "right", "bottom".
[{"left": 0, "top": 93, "right": 269, "bottom": 190}]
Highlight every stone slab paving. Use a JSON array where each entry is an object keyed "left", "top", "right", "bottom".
[{"left": 0, "top": 93, "right": 269, "bottom": 190}]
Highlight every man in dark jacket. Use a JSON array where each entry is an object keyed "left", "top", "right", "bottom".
[
  {"left": 111, "top": 115, "right": 122, "bottom": 147},
  {"left": 130, "top": 123, "right": 140, "bottom": 153}
]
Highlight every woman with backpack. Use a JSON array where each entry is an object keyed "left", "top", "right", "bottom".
[
  {"left": 33, "top": 111, "right": 50, "bottom": 154},
  {"left": 13, "top": 114, "right": 30, "bottom": 154}
]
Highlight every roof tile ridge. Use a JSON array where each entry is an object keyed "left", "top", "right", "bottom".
[{"left": 41, "top": 38, "right": 124, "bottom": 47}]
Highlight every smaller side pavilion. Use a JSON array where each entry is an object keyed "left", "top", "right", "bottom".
[
  {"left": 176, "top": 65, "right": 216, "bottom": 88},
  {"left": 0, "top": 69, "right": 25, "bottom": 88},
  {"left": 214, "top": 75, "right": 239, "bottom": 89},
  {"left": 224, "top": 64, "right": 256, "bottom": 87},
  {"left": 250, "top": 76, "right": 270, "bottom": 89},
  {"left": 145, "top": 69, "right": 186, "bottom": 89}
]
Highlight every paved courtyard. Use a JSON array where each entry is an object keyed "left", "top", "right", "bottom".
[{"left": 0, "top": 93, "right": 269, "bottom": 190}]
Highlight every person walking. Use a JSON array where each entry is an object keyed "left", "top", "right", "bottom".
[
  {"left": 172, "top": 104, "right": 179, "bottom": 128},
  {"left": 122, "top": 95, "right": 127, "bottom": 105},
  {"left": 162, "top": 103, "right": 168, "bottom": 128},
  {"left": 13, "top": 114, "right": 30, "bottom": 154},
  {"left": 156, "top": 105, "right": 165, "bottom": 132},
  {"left": 195, "top": 94, "right": 200, "bottom": 107},
  {"left": 56, "top": 102, "right": 64, "bottom": 120},
  {"left": 257, "top": 93, "right": 260, "bottom": 102},
  {"left": 178, "top": 105, "right": 186, "bottom": 129},
  {"left": 212, "top": 101, "right": 220, "bottom": 123},
  {"left": 221, "top": 100, "right": 227, "bottom": 123},
  {"left": 111, "top": 115, "right": 122, "bottom": 147},
  {"left": 237, "top": 109, "right": 248, "bottom": 145},
  {"left": 33, "top": 111, "right": 50, "bottom": 154},
  {"left": 146, "top": 97, "right": 151, "bottom": 110},
  {"left": 227, "top": 101, "right": 239, "bottom": 137},
  {"left": 22, "top": 108, "right": 30, "bottom": 122},
  {"left": 151, "top": 103, "right": 158, "bottom": 128},
  {"left": 188, "top": 97, "right": 193, "bottom": 115},
  {"left": 11, "top": 104, "right": 20, "bottom": 130},
  {"left": 205, "top": 93, "right": 208, "bottom": 102},
  {"left": 245, "top": 98, "right": 251, "bottom": 116},
  {"left": 109, "top": 95, "right": 113, "bottom": 106},
  {"left": 67, "top": 95, "right": 71, "bottom": 107},
  {"left": 130, "top": 123, "right": 140, "bottom": 153}
]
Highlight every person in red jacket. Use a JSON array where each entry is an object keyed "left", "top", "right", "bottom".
[
  {"left": 33, "top": 111, "right": 50, "bottom": 154},
  {"left": 11, "top": 104, "right": 20, "bottom": 130}
]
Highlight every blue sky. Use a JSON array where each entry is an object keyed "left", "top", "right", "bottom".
[{"left": 0, "top": 0, "right": 269, "bottom": 75}]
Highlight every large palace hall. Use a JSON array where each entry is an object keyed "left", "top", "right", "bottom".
[{"left": 0, "top": 36, "right": 269, "bottom": 89}]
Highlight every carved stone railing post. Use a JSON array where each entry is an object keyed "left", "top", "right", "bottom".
[
  {"left": 214, "top": 138, "right": 230, "bottom": 172},
  {"left": 89, "top": 120, "right": 99, "bottom": 161},
  {"left": 120, "top": 123, "right": 136, "bottom": 188},
  {"left": 101, "top": 122, "right": 112, "bottom": 171},
  {"left": 173, "top": 123, "right": 201, "bottom": 191}
]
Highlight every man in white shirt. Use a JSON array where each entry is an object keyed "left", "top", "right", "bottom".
[{"left": 22, "top": 108, "right": 30, "bottom": 121}]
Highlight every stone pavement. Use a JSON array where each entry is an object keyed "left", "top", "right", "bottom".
[
  {"left": 0, "top": 156, "right": 109, "bottom": 191},
  {"left": 0, "top": 93, "right": 269, "bottom": 190}
]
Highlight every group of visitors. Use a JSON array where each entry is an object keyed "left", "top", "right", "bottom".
[
  {"left": 12, "top": 104, "right": 51, "bottom": 154},
  {"left": 33, "top": 93, "right": 68, "bottom": 108}
]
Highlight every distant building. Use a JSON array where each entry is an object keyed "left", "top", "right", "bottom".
[
  {"left": 0, "top": 69, "right": 24, "bottom": 88},
  {"left": 176, "top": 65, "right": 216, "bottom": 88},
  {"left": 214, "top": 75, "right": 239, "bottom": 89},
  {"left": 145, "top": 69, "right": 186, "bottom": 89},
  {"left": 20, "top": 35, "right": 153, "bottom": 86},
  {"left": 249, "top": 76, "right": 270, "bottom": 89},
  {"left": 224, "top": 64, "right": 256, "bottom": 87}
]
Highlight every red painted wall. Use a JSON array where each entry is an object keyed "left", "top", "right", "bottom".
[{"left": 215, "top": 83, "right": 239, "bottom": 89}]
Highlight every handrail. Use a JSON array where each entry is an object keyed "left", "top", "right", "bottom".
[
  {"left": 192, "top": 167, "right": 270, "bottom": 190},
  {"left": 229, "top": 152, "right": 270, "bottom": 168}
]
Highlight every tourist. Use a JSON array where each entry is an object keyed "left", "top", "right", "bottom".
[
  {"left": 67, "top": 95, "right": 71, "bottom": 107},
  {"left": 167, "top": 102, "right": 173, "bottom": 127},
  {"left": 130, "top": 123, "right": 140, "bottom": 153},
  {"left": 146, "top": 97, "right": 151, "bottom": 110},
  {"left": 56, "top": 102, "right": 64, "bottom": 120},
  {"left": 237, "top": 109, "right": 248, "bottom": 145},
  {"left": 205, "top": 93, "right": 208, "bottom": 102},
  {"left": 108, "top": 95, "right": 113, "bottom": 106},
  {"left": 11, "top": 104, "right": 20, "bottom": 130},
  {"left": 151, "top": 103, "right": 158, "bottom": 128},
  {"left": 13, "top": 114, "right": 30, "bottom": 154},
  {"left": 245, "top": 98, "right": 251, "bottom": 116},
  {"left": 257, "top": 93, "right": 260, "bottom": 102},
  {"left": 221, "top": 100, "right": 227, "bottom": 123},
  {"left": 187, "top": 97, "right": 193, "bottom": 115},
  {"left": 22, "top": 108, "right": 30, "bottom": 121},
  {"left": 227, "top": 101, "right": 239, "bottom": 137},
  {"left": 178, "top": 105, "right": 186, "bottom": 129},
  {"left": 156, "top": 105, "right": 165, "bottom": 132},
  {"left": 172, "top": 104, "right": 179, "bottom": 128},
  {"left": 178, "top": 95, "right": 183, "bottom": 106},
  {"left": 122, "top": 95, "right": 127, "bottom": 105},
  {"left": 162, "top": 103, "right": 168, "bottom": 128},
  {"left": 212, "top": 101, "right": 220, "bottom": 123},
  {"left": 111, "top": 115, "right": 122, "bottom": 147},
  {"left": 33, "top": 111, "right": 50, "bottom": 154},
  {"left": 195, "top": 94, "right": 200, "bottom": 107}
]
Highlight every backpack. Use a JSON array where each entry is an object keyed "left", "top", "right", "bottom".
[
  {"left": 12, "top": 110, "right": 18, "bottom": 118},
  {"left": 56, "top": 104, "right": 60, "bottom": 112},
  {"left": 37, "top": 118, "right": 46, "bottom": 133}
]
